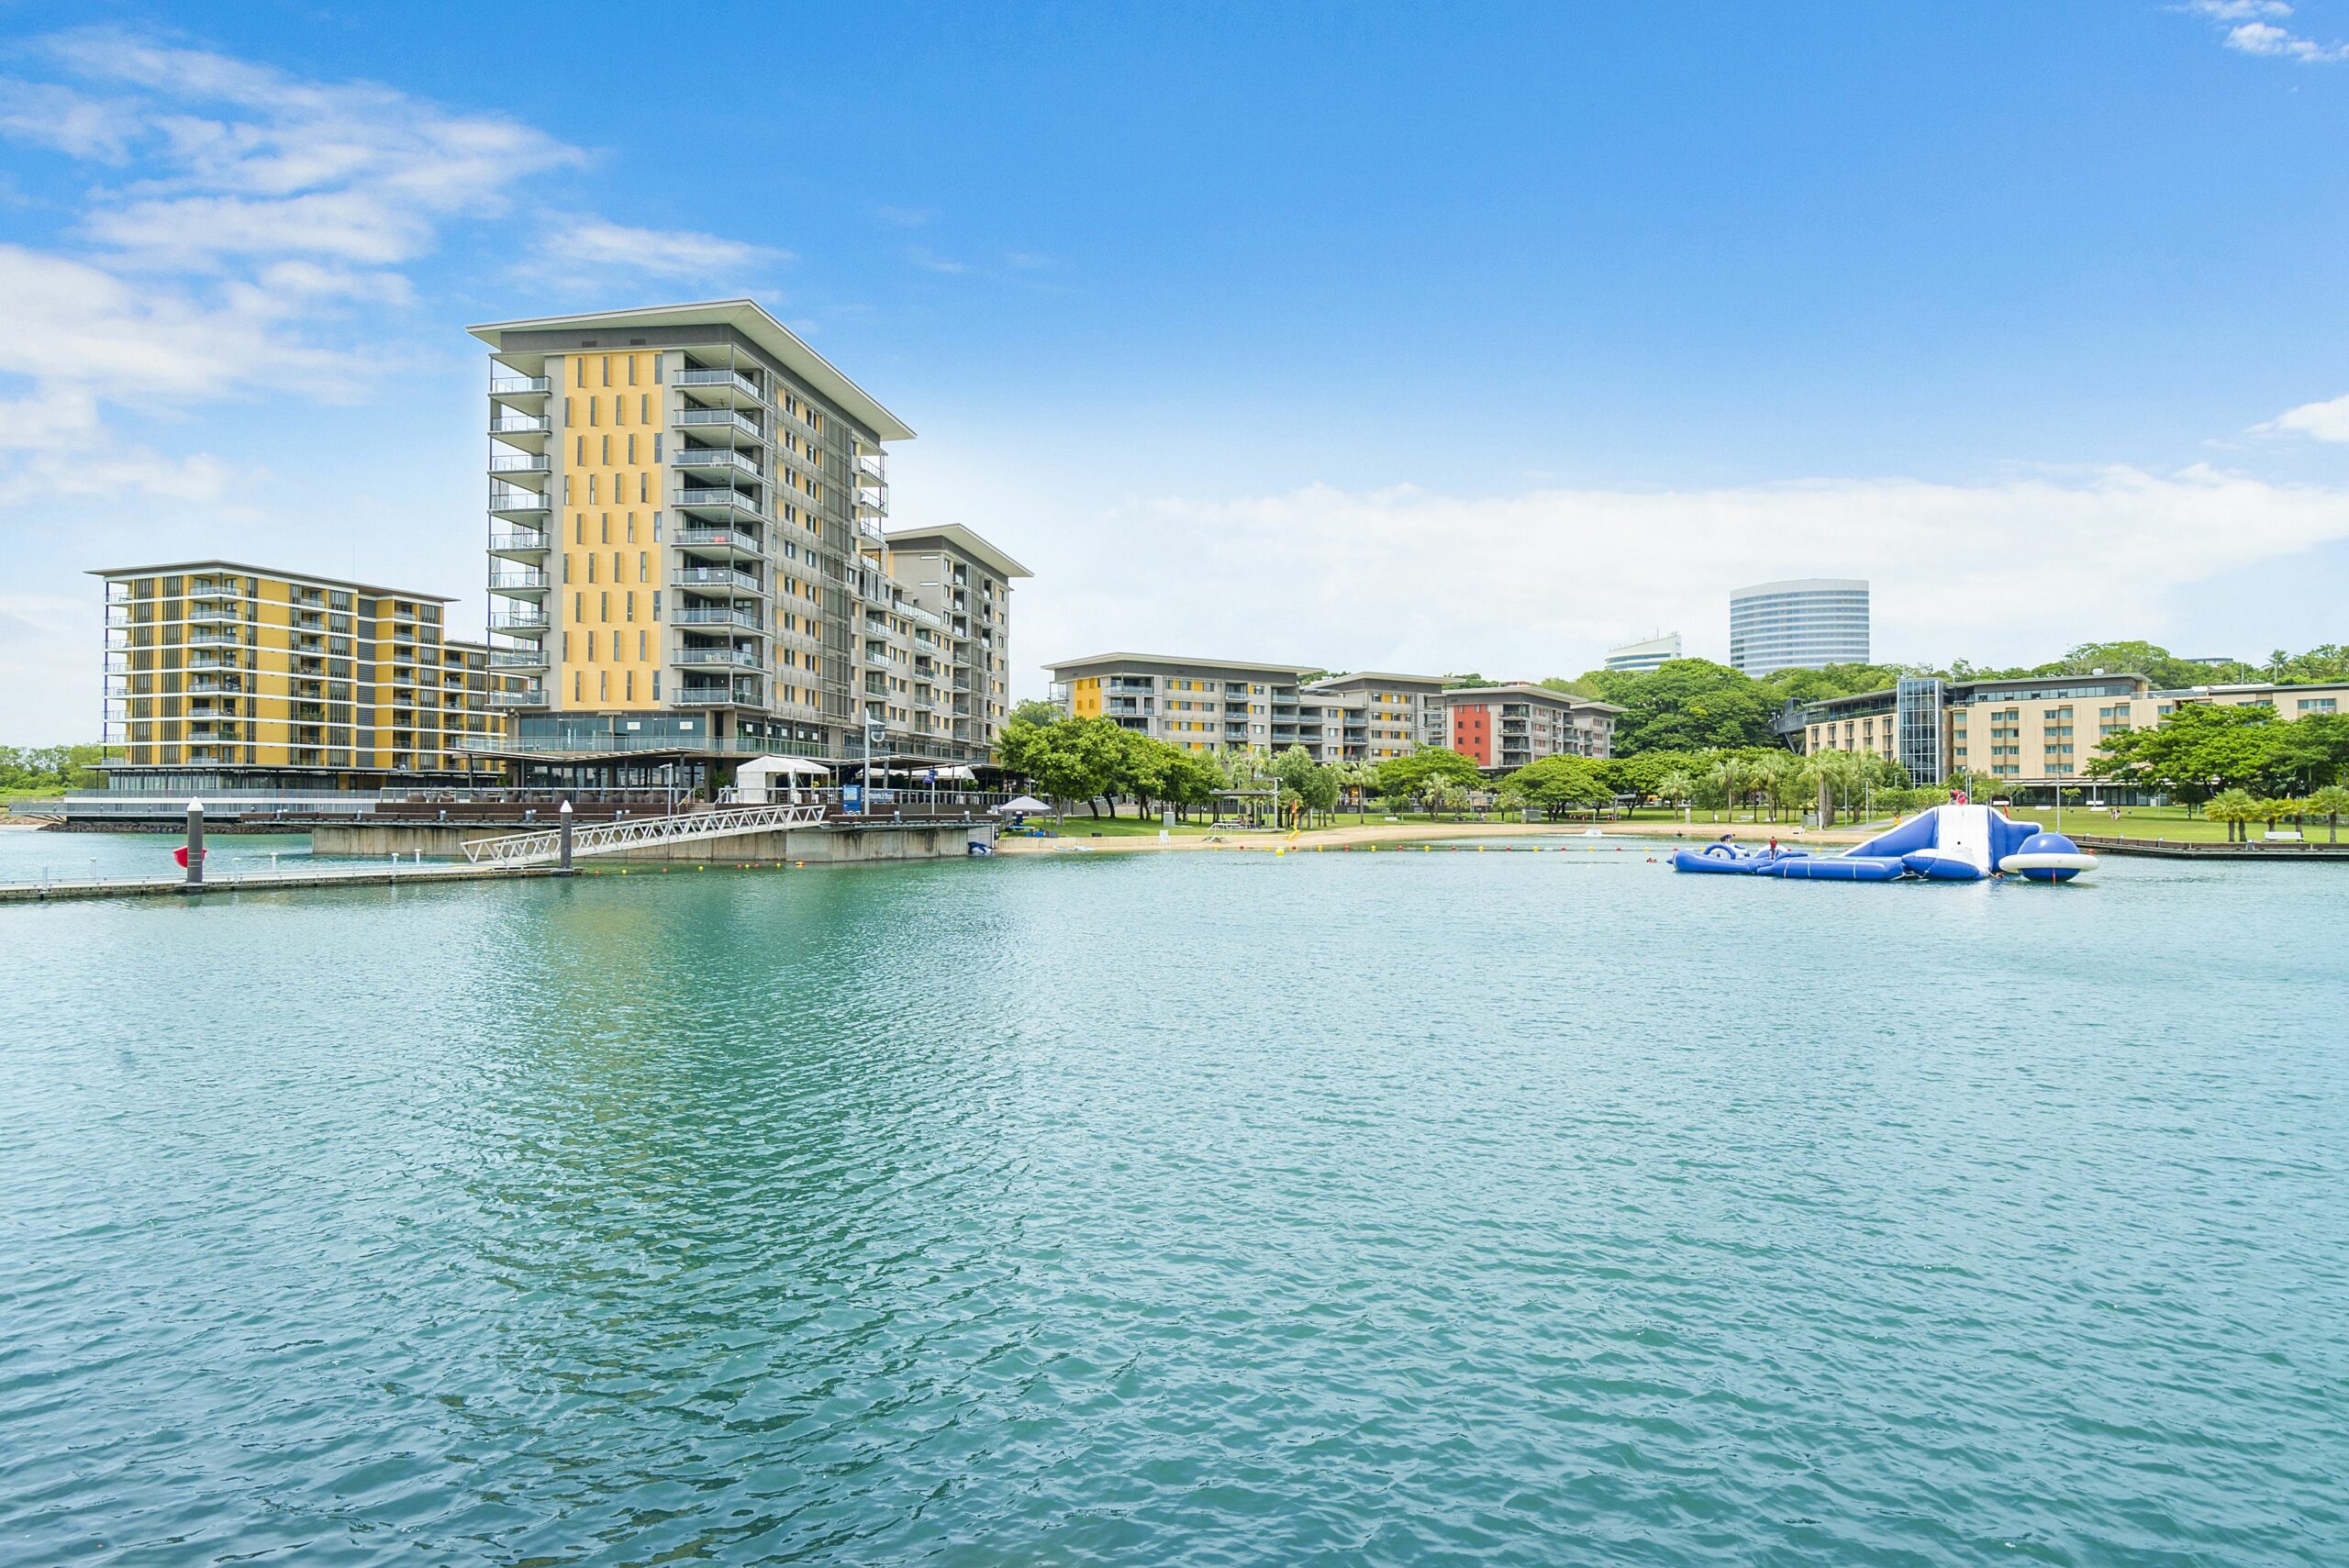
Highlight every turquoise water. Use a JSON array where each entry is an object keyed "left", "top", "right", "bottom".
[
  {"left": 0, "top": 828, "right": 428, "bottom": 883},
  {"left": 2, "top": 846, "right": 2343, "bottom": 1564}
]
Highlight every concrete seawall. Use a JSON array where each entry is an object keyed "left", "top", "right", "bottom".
[{"left": 311, "top": 818, "right": 993, "bottom": 863}]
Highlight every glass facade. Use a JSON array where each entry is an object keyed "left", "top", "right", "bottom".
[
  {"left": 1728, "top": 580, "right": 1870, "bottom": 675},
  {"left": 1896, "top": 676, "right": 1945, "bottom": 784}
]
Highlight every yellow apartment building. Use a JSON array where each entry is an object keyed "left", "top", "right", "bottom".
[{"left": 93, "top": 562, "right": 510, "bottom": 794}]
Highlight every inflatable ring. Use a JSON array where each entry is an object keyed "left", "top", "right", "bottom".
[{"left": 1701, "top": 841, "right": 1738, "bottom": 859}]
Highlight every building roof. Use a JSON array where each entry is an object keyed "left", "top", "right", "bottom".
[
  {"left": 1302, "top": 671, "right": 1449, "bottom": 690},
  {"left": 468, "top": 299, "right": 915, "bottom": 443},
  {"left": 1731, "top": 578, "right": 1870, "bottom": 596},
  {"left": 1047, "top": 652, "right": 1320, "bottom": 680},
  {"left": 880, "top": 524, "right": 1032, "bottom": 580},
  {"left": 1606, "top": 632, "right": 1682, "bottom": 656},
  {"left": 1440, "top": 683, "right": 1626, "bottom": 714},
  {"left": 87, "top": 562, "right": 454, "bottom": 602}
]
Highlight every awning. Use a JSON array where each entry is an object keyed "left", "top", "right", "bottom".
[
  {"left": 738, "top": 755, "right": 832, "bottom": 780},
  {"left": 995, "top": 795, "right": 1051, "bottom": 814}
]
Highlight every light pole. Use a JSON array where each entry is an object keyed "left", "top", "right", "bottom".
[{"left": 863, "top": 720, "right": 886, "bottom": 817}]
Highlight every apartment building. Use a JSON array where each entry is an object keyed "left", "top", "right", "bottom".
[
  {"left": 1441, "top": 684, "right": 1621, "bottom": 768},
  {"left": 1605, "top": 633, "right": 1682, "bottom": 672},
  {"left": 471, "top": 301, "right": 1023, "bottom": 787},
  {"left": 1300, "top": 673, "right": 1451, "bottom": 761},
  {"left": 1729, "top": 579, "right": 1870, "bottom": 675},
  {"left": 1800, "top": 674, "right": 2349, "bottom": 787},
  {"left": 1048, "top": 654, "right": 1333, "bottom": 752},
  {"left": 93, "top": 562, "right": 507, "bottom": 794}
]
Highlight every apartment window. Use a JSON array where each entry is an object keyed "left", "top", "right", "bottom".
[
  {"left": 625, "top": 670, "right": 634, "bottom": 702},
  {"left": 599, "top": 670, "right": 609, "bottom": 701},
  {"left": 651, "top": 592, "right": 661, "bottom": 620},
  {"left": 640, "top": 394, "right": 651, "bottom": 423},
  {"left": 588, "top": 396, "right": 598, "bottom": 427},
  {"left": 612, "top": 551, "right": 622, "bottom": 582},
  {"left": 586, "top": 554, "right": 597, "bottom": 584},
  {"left": 573, "top": 515, "right": 584, "bottom": 544},
  {"left": 639, "top": 629, "right": 648, "bottom": 661},
  {"left": 561, "top": 556, "right": 571, "bottom": 584},
  {"left": 573, "top": 671, "right": 583, "bottom": 701},
  {"left": 600, "top": 591, "right": 609, "bottom": 623},
  {"left": 588, "top": 473, "right": 599, "bottom": 504},
  {"left": 601, "top": 355, "right": 611, "bottom": 387},
  {"left": 574, "top": 436, "right": 585, "bottom": 465},
  {"left": 627, "top": 434, "right": 637, "bottom": 464},
  {"left": 627, "top": 355, "right": 638, "bottom": 386},
  {"left": 652, "top": 434, "right": 662, "bottom": 462},
  {"left": 601, "top": 514, "right": 610, "bottom": 544},
  {"left": 626, "top": 592, "right": 636, "bottom": 623},
  {"left": 587, "top": 631, "right": 597, "bottom": 661},
  {"left": 573, "top": 592, "right": 583, "bottom": 622},
  {"left": 651, "top": 672, "right": 661, "bottom": 700},
  {"left": 638, "top": 473, "right": 649, "bottom": 504},
  {"left": 638, "top": 551, "right": 648, "bottom": 583},
  {"left": 601, "top": 435, "right": 611, "bottom": 465}
]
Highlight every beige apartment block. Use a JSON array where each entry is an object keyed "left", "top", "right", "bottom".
[
  {"left": 93, "top": 561, "right": 508, "bottom": 793},
  {"left": 1438, "top": 684, "right": 1621, "bottom": 768}
]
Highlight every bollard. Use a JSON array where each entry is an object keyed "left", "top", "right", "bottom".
[
  {"left": 184, "top": 799, "right": 206, "bottom": 893},
  {"left": 557, "top": 799, "right": 575, "bottom": 875}
]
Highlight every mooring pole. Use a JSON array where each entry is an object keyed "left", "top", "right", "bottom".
[
  {"left": 184, "top": 798, "right": 206, "bottom": 893},
  {"left": 557, "top": 798, "right": 575, "bottom": 875}
]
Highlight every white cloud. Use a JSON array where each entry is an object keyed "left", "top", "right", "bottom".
[
  {"left": 2182, "top": 1, "right": 2293, "bottom": 19},
  {"left": 1001, "top": 465, "right": 2349, "bottom": 684},
  {"left": 907, "top": 246, "right": 967, "bottom": 274},
  {"left": 0, "top": 81, "right": 138, "bottom": 161},
  {"left": 2261, "top": 391, "right": 2349, "bottom": 440},
  {"left": 537, "top": 217, "right": 784, "bottom": 282},
  {"left": 872, "top": 204, "right": 931, "bottom": 227}
]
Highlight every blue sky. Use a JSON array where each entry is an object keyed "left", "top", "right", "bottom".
[{"left": 5, "top": 1, "right": 2349, "bottom": 740}]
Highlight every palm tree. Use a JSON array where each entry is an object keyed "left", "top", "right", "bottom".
[
  {"left": 1655, "top": 770, "right": 1696, "bottom": 817},
  {"left": 2307, "top": 784, "right": 2349, "bottom": 844},
  {"left": 2206, "top": 787, "right": 2258, "bottom": 843}
]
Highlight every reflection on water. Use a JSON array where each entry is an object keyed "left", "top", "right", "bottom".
[{"left": 2, "top": 851, "right": 2344, "bottom": 1564}]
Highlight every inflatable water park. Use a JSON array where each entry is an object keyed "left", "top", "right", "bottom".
[{"left": 1673, "top": 801, "right": 2095, "bottom": 883}]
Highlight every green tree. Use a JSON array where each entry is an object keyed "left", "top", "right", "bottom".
[
  {"left": 1502, "top": 756, "right": 1613, "bottom": 820},
  {"left": 1372, "top": 748, "right": 1484, "bottom": 814},
  {"left": 1008, "top": 697, "right": 1061, "bottom": 728},
  {"left": 2305, "top": 784, "right": 2349, "bottom": 844},
  {"left": 2205, "top": 787, "right": 2259, "bottom": 843}
]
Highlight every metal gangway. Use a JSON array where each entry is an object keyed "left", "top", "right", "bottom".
[{"left": 462, "top": 803, "right": 828, "bottom": 869}]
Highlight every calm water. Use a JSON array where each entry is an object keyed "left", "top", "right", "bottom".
[
  {"left": 2, "top": 844, "right": 2343, "bottom": 1565},
  {"left": 0, "top": 828, "right": 427, "bottom": 884}
]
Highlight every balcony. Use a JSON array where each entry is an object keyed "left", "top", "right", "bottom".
[
  {"left": 489, "top": 452, "right": 551, "bottom": 479},
  {"left": 489, "top": 414, "right": 551, "bottom": 436},
  {"left": 188, "top": 628, "right": 242, "bottom": 647},
  {"left": 672, "top": 606, "right": 763, "bottom": 632},
  {"left": 675, "top": 566, "right": 763, "bottom": 594},
  {"left": 488, "top": 686, "right": 546, "bottom": 707},
  {"left": 675, "top": 366, "right": 763, "bottom": 402},
  {"left": 676, "top": 687, "right": 757, "bottom": 706},
  {"left": 488, "top": 608, "right": 550, "bottom": 631},
  {"left": 675, "top": 406, "right": 763, "bottom": 439},
  {"left": 187, "top": 606, "right": 241, "bottom": 626},
  {"left": 488, "top": 528, "right": 550, "bottom": 557},
  {"left": 489, "top": 649, "right": 548, "bottom": 669},
  {"left": 674, "top": 526, "right": 762, "bottom": 556},
  {"left": 489, "top": 567, "right": 551, "bottom": 593},
  {"left": 489, "top": 374, "right": 551, "bottom": 397},
  {"left": 673, "top": 445, "right": 762, "bottom": 479},
  {"left": 187, "top": 580, "right": 239, "bottom": 602},
  {"left": 489, "top": 487, "right": 551, "bottom": 516},
  {"left": 674, "top": 644, "right": 763, "bottom": 671},
  {"left": 674, "top": 486, "right": 766, "bottom": 517}
]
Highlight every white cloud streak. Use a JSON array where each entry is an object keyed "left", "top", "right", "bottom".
[
  {"left": 2179, "top": 2, "right": 2349, "bottom": 60},
  {"left": 1008, "top": 466, "right": 2349, "bottom": 684},
  {"left": 535, "top": 217, "right": 785, "bottom": 284},
  {"left": 2262, "top": 391, "right": 2349, "bottom": 440}
]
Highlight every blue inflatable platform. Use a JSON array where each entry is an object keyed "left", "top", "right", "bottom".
[{"left": 1671, "top": 803, "right": 2095, "bottom": 883}]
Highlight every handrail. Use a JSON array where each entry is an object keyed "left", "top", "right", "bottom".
[{"left": 463, "top": 802, "right": 828, "bottom": 868}]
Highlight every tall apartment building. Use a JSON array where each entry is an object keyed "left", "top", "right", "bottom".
[
  {"left": 1440, "top": 684, "right": 1621, "bottom": 767},
  {"left": 471, "top": 301, "right": 1023, "bottom": 787},
  {"left": 1604, "top": 632, "right": 1682, "bottom": 673},
  {"left": 1729, "top": 579, "right": 1870, "bottom": 675},
  {"left": 93, "top": 562, "right": 507, "bottom": 794},
  {"left": 1798, "top": 673, "right": 2349, "bottom": 788}
]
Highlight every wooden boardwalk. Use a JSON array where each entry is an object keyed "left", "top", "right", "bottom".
[{"left": 0, "top": 862, "right": 543, "bottom": 904}]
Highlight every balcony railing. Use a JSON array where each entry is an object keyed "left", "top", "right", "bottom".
[
  {"left": 188, "top": 628, "right": 241, "bottom": 647},
  {"left": 675, "top": 567, "right": 763, "bottom": 592},
  {"left": 676, "top": 689, "right": 754, "bottom": 706},
  {"left": 187, "top": 607, "right": 241, "bottom": 625},
  {"left": 488, "top": 529, "right": 550, "bottom": 552},
  {"left": 674, "top": 527, "right": 760, "bottom": 552},
  {"left": 489, "top": 650, "right": 548, "bottom": 668},
  {"left": 490, "top": 488, "right": 551, "bottom": 512},
  {"left": 674, "top": 487, "right": 766, "bottom": 517},
  {"left": 488, "top": 610, "right": 550, "bottom": 630},
  {"left": 488, "top": 687, "right": 546, "bottom": 706},
  {"left": 673, "top": 446, "right": 762, "bottom": 477},
  {"left": 489, "top": 375, "right": 551, "bottom": 395},
  {"left": 489, "top": 569, "right": 550, "bottom": 590},
  {"left": 674, "top": 645, "right": 763, "bottom": 670},
  {"left": 489, "top": 453, "right": 551, "bottom": 474},
  {"left": 672, "top": 607, "right": 763, "bottom": 631},
  {"left": 674, "top": 407, "right": 763, "bottom": 438},
  {"left": 489, "top": 415, "right": 551, "bottom": 435},
  {"left": 675, "top": 367, "right": 763, "bottom": 399}
]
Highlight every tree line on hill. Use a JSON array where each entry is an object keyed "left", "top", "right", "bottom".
[{"left": 1537, "top": 639, "right": 2349, "bottom": 757}]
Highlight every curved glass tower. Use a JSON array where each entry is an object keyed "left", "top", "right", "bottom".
[{"left": 1729, "top": 579, "right": 1870, "bottom": 675}]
